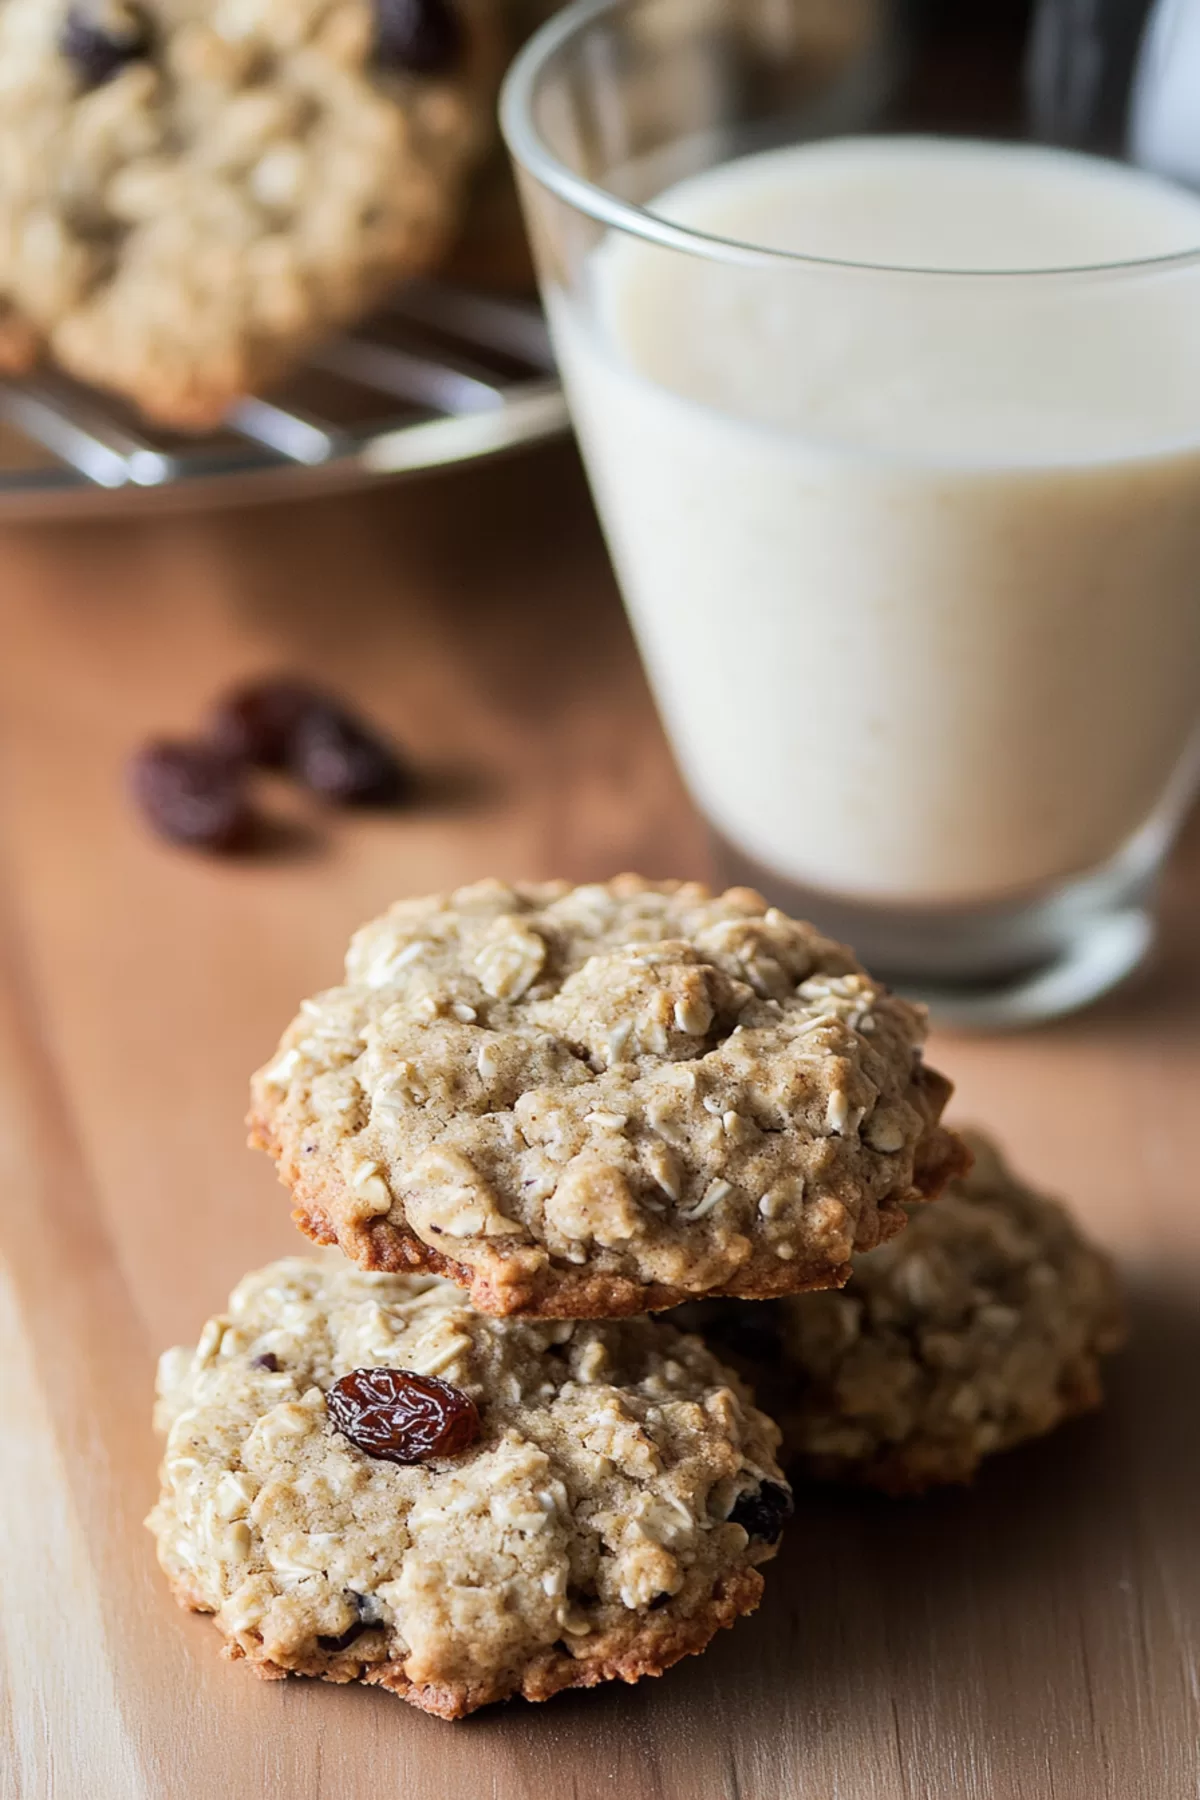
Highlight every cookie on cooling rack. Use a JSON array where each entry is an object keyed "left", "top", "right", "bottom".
[
  {"left": 0, "top": 0, "right": 497, "bottom": 427},
  {"left": 249, "top": 875, "right": 966, "bottom": 1319},
  {"left": 147, "top": 1257, "right": 790, "bottom": 1718},
  {"left": 679, "top": 1130, "right": 1126, "bottom": 1494}
]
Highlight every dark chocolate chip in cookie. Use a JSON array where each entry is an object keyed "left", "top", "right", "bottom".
[
  {"left": 375, "top": 0, "right": 464, "bottom": 74},
  {"left": 60, "top": 0, "right": 150, "bottom": 88},
  {"left": 317, "top": 1590, "right": 386, "bottom": 1651},
  {"left": 729, "top": 1480, "right": 794, "bottom": 1545}
]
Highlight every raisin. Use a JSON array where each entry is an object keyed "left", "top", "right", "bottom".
[
  {"left": 328, "top": 1367, "right": 480, "bottom": 1465},
  {"left": 206, "top": 676, "right": 410, "bottom": 807},
  {"left": 250, "top": 1352, "right": 280, "bottom": 1372},
  {"left": 61, "top": 1, "right": 150, "bottom": 87},
  {"left": 288, "top": 702, "right": 410, "bottom": 806},
  {"left": 729, "top": 1480, "right": 794, "bottom": 1545},
  {"left": 208, "top": 678, "right": 327, "bottom": 769},
  {"left": 318, "top": 1590, "right": 385, "bottom": 1651},
  {"left": 375, "top": 0, "right": 463, "bottom": 73},
  {"left": 128, "top": 740, "right": 255, "bottom": 852}
]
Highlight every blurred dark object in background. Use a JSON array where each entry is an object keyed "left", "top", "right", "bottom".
[
  {"left": 896, "top": 0, "right": 1199, "bottom": 179},
  {"left": 901, "top": 0, "right": 1036, "bottom": 131},
  {"left": 1027, "top": 0, "right": 1156, "bottom": 149}
]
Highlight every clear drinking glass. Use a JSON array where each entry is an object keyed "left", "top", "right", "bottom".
[{"left": 502, "top": 0, "right": 1200, "bottom": 1027}]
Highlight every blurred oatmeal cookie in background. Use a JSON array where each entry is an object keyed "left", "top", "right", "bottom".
[{"left": 0, "top": 0, "right": 499, "bottom": 427}]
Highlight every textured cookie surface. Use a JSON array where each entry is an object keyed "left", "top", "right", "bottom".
[
  {"left": 249, "top": 876, "right": 964, "bottom": 1317},
  {"left": 147, "top": 1257, "right": 788, "bottom": 1718},
  {"left": 681, "top": 1131, "right": 1126, "bottom": 1494},
  {"left": 0, "top": 0, "right": 494, "bottom": 426}
]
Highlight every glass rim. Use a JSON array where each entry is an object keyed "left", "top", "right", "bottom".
[{"left": 500, "top": 0, "right": 1200, "bottom": 283}]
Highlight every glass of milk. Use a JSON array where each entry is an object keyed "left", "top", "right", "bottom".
[{"left": 502, "top": 0, "right": 1200, "bottom": 1026}]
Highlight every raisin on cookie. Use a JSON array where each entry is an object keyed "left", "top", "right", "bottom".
[
  {"left": 146, "top": 1257, "right": 789, "bottom": 1719},
  {"left": 249, "top": 876, "right": 966, "bottom": 1318},
  {"left": 0, "top": 0, "right": 496, "bottom": 426},
  {"left": 680, "top": 1130, "right": 1126, "bottom": 1495}
]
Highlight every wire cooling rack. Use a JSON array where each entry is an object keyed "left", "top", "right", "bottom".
[{"left": 0, "top": 281, "right": 569, "bottom": 517}]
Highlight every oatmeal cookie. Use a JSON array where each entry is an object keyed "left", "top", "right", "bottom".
[
  {"left": 147, "top": 1257, "right": 789, "bottom": 1719},
  {"left": 249, "top": 876, "right": 965, "bottom": 1318},
  {"left": 680, "top": 1131, "right": 1126, "bottom": 1494},
  {"left": 0, "top": 0, "right": 496, "bottom": 427}
]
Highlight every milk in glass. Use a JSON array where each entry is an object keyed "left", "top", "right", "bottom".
[{"left": 551, "top": 138, "right": 1200, "bottom": 906}]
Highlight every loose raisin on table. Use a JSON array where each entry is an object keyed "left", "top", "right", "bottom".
[
  {"left": 729, "top": 1480, "right": 794, "bottom": 1545},
  {"left": 328, "top": 1368, "right": 480, "bottom": 1465},
  {"left": 128, "top": 740, "right": 255, "bottom": 852},
  {"left": 288, "top": 701, "right": 410, "bottom": 806},
  {"left": 208, "top": 678, "right": 327, "bottom": 769},
  {"left": 61, "top": 1, "right": 150, "bottom": 87},
  {"left": 375, "top": 0, "right": 463, "bottom": 73}
]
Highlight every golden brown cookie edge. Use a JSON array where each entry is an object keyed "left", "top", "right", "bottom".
[{"left": 164, "top": 1562, "right": 765, "bottom": 1720}]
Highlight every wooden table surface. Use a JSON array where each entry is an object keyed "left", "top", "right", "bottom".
[{"left": 1, "top": 445, "right": 1198, "bottom": 1800}]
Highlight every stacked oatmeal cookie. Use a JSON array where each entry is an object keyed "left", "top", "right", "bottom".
[{"left": 147, "top": 876, "right": 1123, "bottom": 1718}]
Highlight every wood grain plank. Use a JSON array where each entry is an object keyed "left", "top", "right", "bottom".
[
  {"left": 0, "top": 1261, "right": 149, "bottom": 1800},
  {"left": 0, "top": 448, "right": 1197, "bottom": 1799}
]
